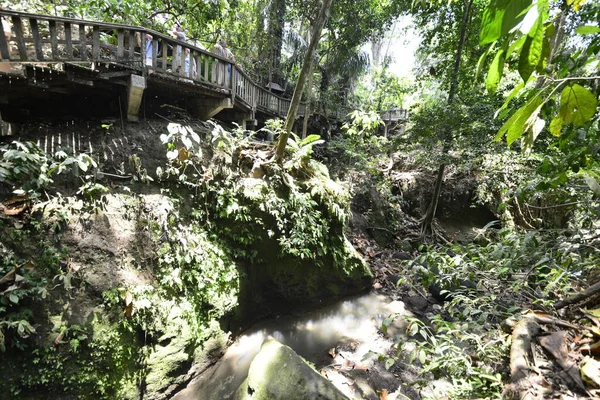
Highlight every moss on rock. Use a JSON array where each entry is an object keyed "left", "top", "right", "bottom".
[{"left": 234, "top": 338, "right": 349, "bottom": 400}]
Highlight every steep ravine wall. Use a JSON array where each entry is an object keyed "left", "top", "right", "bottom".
[{"left": 0, "top": 118, "right": 372, "bottom": 399}]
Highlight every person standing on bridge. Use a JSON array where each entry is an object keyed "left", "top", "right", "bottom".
[
  {"left": 137, "top": 32, "right": 153, "bottom": 68},
  {"left": 172, "top": 24, "right": 187, "bottom": 73},
  {"left": 1, "top": 18, "right": 12, "bottom": 73},
  {"left": 212, "top": 39, "right": 235, "bottom": 87}
]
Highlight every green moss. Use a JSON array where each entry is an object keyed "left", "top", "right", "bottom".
[{"left": 234, "top": 338, "right": 349, "bottom": 400}]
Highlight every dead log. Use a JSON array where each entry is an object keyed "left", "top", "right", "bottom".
[
  {"left": 502, "top": 317, "right": 545, "bottom": 400},
  {"left": 555, "top": 281, "right": 600, "bottom": 309}
]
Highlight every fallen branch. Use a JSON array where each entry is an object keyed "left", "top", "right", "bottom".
[{"left": 555, "top": 281, "right": 600, "bottom": 309}]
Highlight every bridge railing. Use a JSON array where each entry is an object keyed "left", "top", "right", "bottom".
[
  {"left": 379, "top": 108, "right": 408, "bottom": 121},
  {"left": 1, "top": 10, "right": 402, "bottom": 122}
]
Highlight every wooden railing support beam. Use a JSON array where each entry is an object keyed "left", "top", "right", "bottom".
[{"left": 193, "top": 97, "right": 233, "bottom": 120}]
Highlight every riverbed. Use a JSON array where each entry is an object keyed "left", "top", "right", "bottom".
[{"left": 171, "top": 292, "right": 416, "bottom": 399}]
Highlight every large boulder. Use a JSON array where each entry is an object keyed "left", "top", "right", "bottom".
[{"left": 235, "top": 338, "right": 349, "bottom": 400}]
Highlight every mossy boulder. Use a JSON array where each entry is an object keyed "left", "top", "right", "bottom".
[{"left": 234, "top": 338, "right": 349, "bottom": 400}]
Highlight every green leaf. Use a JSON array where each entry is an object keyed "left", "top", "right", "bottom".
[
  {"left": 506, "top": 34, "right": 526, "bottom": 57},
  {"left": 537, "top": 23, "right": 553, "bottom": 73},
  {"left": 77, "top": 159, "right": 88, "bottom": 172},
  {"left": 560, "top": 84, "right": 598, "bottom": 126},
  {"left": 536, "top": 0, "right": 549, "bottom": 25},
  {"left": 476, "top": 43, "right": 495, "bottom": 81},
  {"left": 385, "top": 357, "right": 395, "bottom": 370},
  {"left": 300, "top": 134, "right": 323, "bottom": 147},
  {"left": 575, "top": 26, "right": 600, "bottom": 35},
  {"left": 508, "top": 97, "right": 543, "bottom": 145},
  {"left": 486, "top": 46, "right": 507, "bottom": 94},
  {"left": 495, "top": 81, "right": 525, "bottom": 118},
  {"left": 480, "top": 0, "right": 532, "bottom": 45},
  {"left": 419, "top": 349, "right": 427, "bottom": 365},
  {"left": 518, "top": 17, "right": 544, "bottom": 82},
  {"left": 549, "top": 115, "right": 563, "bottom": 136},
  {"left": 496, "top": 94, "right": 543, "bottom": 144}
]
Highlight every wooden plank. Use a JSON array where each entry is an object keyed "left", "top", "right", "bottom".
[
  {"left": 92, "top": 25, "right": 100, "bottom": 60},
  {"left": 64, "top": 22, "right": 72, "bottom": 59},
  {"left": 116, "top": 29, "right": 124, "bottom": 60},
  {"left": 0, "top": 21, "right": 10, "bottom": 60},
  {"left": 49, "top": 20, "right": 58, "bottom": 58},
  {"left": 29, "top": 18, "right": 44, "bottom": 60},
  {"left": 79, "top": 23, "right": 87, "bottom": 60},
  {"left": 12, "top": 16, "right": 28, "bottom": 61},
  {"left": 128, "top": 30, "right": 135, "bottom": 61}
]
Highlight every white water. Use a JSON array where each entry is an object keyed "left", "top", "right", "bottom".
[{"left": 172, "top": 292, "right": 413, "bottom": 400}]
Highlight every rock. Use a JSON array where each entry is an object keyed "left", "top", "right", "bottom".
[
  {"left": 405, "top": 295, "right": 429, "bottom": 313},
  {"left": 399, "top": 239, "right": 413, "bottom": 252},
  {"left": 234, "top": 338, "right": 349, "bottom": 400},
  {"left": 392, "top": 251, "right": 412, "bottom": 260}
]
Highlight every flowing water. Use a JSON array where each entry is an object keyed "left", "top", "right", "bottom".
[{"left": 172, "top": 292, "right": 414, "bottom": 400}]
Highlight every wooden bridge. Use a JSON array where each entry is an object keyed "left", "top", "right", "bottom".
[{"left": 0, "top": 9, "right": 406, "bottom": 133}]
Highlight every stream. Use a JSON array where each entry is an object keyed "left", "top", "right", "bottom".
[{"left": 172, "top": 292, "right": 415, "bottom": 400}]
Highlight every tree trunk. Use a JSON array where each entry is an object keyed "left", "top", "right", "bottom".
[
  {"left": 302, "top": 29, "right": 315, "bottom": 139},
  {"left": 419, "top": 0, "right": 472, "bottom": 236},
  {"left": 268, "top": 0, "right": 286, "bottom": 84},
  {"left": 302, "top": 61, "right": 314, "bottom": 139},
  {"left": 276, "top": 0, "right": 333, "bottom": 160}
]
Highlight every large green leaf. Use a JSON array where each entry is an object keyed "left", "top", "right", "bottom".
[
  {"left": 486, "top": 46, "right": 507, "bottom": 94},
  {"left": 507, "top": 97, "right": 543, "bottom": 145},
  {"left": 518, "top": 17, "right": 544, "bottom": 82},
  {"left": 480, "top": 0, "right": 532, "bottom": 45},
  {"left": 536, "top": 23, "right": 553, "bottom": 73},
  {"left": 476, "top": 43, "right": 494, "bottom": 81},
  {"left": 496, "top": 95, "right": 543, "bottom": 145},
  {"left": 560, "top": 84, "right": 598, "bottom": 126}
]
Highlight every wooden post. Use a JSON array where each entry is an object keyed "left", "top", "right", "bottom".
[
  {"left": 117, "top": 29, "right": 124, "bottom": 60},
  {"left": 0, "top": 22, "right": 10, "bottom": 60},
  {"left": 140, "top": 31, "right": 146, "bottom": 76},
  {"left": 12, "top": 17, "right": 27, "bottom": 61},
  {"left": 161, "top": 40, "right": 167, "bottom": 72},
  {"left": 79, "top": 24, "right": 87, "bottom": 60},
  {"left": 64, "top": 22, "right": 72, "bottom": 59},
  {"left": 152, "top": 38, "right": 158, "bottom": 69},
  {"left": 231, "top": 64, "right": 237, "bottom": 101},
  {"left": 128, "top": 30, "right": 135, "bottom": 61},
  {"left": 92, "top": 25, "right": 100, "bottom": 60},
  {"left": 49, "top": 20, "right": 58, "bottom": 58},
  {"left": 29, "top": 19, "right": 44, "bottom": 60}
]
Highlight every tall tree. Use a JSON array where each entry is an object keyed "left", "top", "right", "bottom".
[
  {"left": 275, "top": 0, "right": 333, "bottom": 160},
  {"left": 416, "top": 0, "right": 475, "bottom": 236}
]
